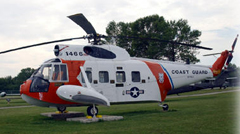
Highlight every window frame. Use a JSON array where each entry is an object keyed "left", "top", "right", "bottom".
[
  {"left": 81, "top": 71, "right": 93, "bottom": 83},
  {"left": 99, "top": 71, "right": 109, "bottom": 83},
  {"left": 116, "top": 71, "right": 126, "bottom": 83},
  {"left": 131, "top": 71, "right": 141, "bottom": 82},
  {"left": 50, "top": 63, "right": 69, "bottom": 82}
]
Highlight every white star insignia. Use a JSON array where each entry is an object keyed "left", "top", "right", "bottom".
[{"left": 131, "top": 88, "right": 138, "bottom": 96}]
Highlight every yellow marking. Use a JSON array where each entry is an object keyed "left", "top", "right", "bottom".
[
  {"left": 86, "top": 116, "right": 93, "bottom": 119},
  {"left": 213, "top": 70, "right": 221, "bottom": 75},
  {"left": 96, "top": 115, "right": 102, "bottom": 118}
]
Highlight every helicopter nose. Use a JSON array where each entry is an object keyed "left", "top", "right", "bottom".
[{"left": 20, "top": 79, "right": 32, "bottom": 95}]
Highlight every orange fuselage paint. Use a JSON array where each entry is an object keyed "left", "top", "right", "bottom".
[
  {"left": 20, "top": 60, "right": 86, "bottom": 105},
  {"left": 143, "top": 61, "right": 173, "bottom": 102}
]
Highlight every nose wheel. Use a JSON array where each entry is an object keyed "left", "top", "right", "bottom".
[{"left": 87, "top": 105, "right": 98, "bottom": 117}]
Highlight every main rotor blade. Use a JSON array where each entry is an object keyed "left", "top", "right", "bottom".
[
  {"left": 0, "top": 37, "right": 85, "bottom": 54},
  {"left": 68, "top": 13, "right": 97, "bottom": 35},
  {"left": 155, "top": 39, "right": 212, "bottom": 50},
  {"left": 111, "top": 36, "right": 212, "bottom": 50},
  {"left": 203, "top": 52, "right": 221, "bottom": 56}
]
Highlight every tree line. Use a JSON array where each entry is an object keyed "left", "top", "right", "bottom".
[
  {"left": 106, "top": 14, "right": 201, "bottom": 63},
  {"left": 0, "top": 68, "right": 35, "bottom": 93}
]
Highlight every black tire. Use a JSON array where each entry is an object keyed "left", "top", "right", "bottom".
[
  {"left": 57, "top": 106, "right": 66, "bottom": 113},
  {"left": 163, "top": 104, "right": 169, "bottom": 111},
  {"left": 87, "top": 106, "right": 98, "bottom": 117}
]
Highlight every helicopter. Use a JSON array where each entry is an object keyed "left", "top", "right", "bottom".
[{"left": 0, "top": 13, "right": 237, "bottom": 117}]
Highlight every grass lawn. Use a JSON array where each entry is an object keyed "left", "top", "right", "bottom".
[
  {"left": 0, "top": 88, "right": 239, "bottom": 134},
  {"left": 0, "top": 96, "right": 30, "bottom": 107}
]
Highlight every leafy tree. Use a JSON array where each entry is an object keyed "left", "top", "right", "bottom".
[
  {"left": 14, "top": 68, "right": 35, "bottom": 84},
  {"left": 168, "top": 19, "right": 201, "bottom": 63},
  {"left": 0, "top": 76, "right": 13, "bottom": 92},
  {"left": 106, "top": 15, "right": 202, "bottom": 63},
  {"left": 228, "top": 63, "right": 240, "bottom": 77},
  {"left": 0, "top": 67, "right": 35, "bottom": 93}
]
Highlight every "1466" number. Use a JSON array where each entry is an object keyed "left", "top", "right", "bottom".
[{"left": 65, "top": 51, "right": 84, "bottom": 56}]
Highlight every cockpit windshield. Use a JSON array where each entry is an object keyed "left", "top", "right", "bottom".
[
  {"left": 34, "top": 63, "right": 68, "bottom": 82},
  {"left": 30, "top": 63, "right": 68, "bottom": 92},
  {"left": 40, "top": 64, "right": 52, "bottom": 80}
]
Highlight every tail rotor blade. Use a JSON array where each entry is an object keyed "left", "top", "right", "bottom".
[
  {"left": 231, "top": 34, "right": 238, "bottom": 52},
  {"left": 226, "top": 53, "right": 233, "bottom": 66}
]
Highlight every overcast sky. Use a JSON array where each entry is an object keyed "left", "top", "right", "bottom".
[{"left": 0, "top": 0, "right": 239, "bottom": 77}]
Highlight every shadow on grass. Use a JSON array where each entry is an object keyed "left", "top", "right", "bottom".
[
  {"left": 165, "top": 95, "right": 216, "bottom": 103},
  {"left": 113, "top": 109, "right": 178, "bottom": 117}
]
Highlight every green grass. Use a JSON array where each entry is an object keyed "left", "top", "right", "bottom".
[
  {"left": 0, "top": 88, "right": 239, "bottom": 134},
  {"left": 168, "top": 86, "right": 239, "bottom": 96},
  {"left": 0, "top": 96, "right": 30, "bottom": 107}
]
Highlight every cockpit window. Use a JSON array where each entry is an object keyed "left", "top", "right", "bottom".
[
  {"left": 30, "top": 64, "right": 51, "bottom": 93},
  {"left": 30, "top": 63, "right": 68, "bottom": 92},
  {"left": 42, "top": 64, "right": 52, "bottom": 80},
  {"left": 83, "top": 46, "right": 116, "bottom": 59},
  {"left": 52, "top": 64, "right": 68, "bottom": 81},
  {"left": 34, "top": 63, "right": 68, "bottom": 82}
]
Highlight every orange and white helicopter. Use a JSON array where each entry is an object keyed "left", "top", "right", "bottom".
[{"left": 0, "top": 13, "right": 238, "bottom": 116}]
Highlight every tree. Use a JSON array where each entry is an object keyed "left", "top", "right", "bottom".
[
  {"left": 0, "top": 67, "right": 35, "bottom": 93},
  {"left": 14, "top": 68, "right": 35, "bottom": 84},
  {"left": 168, "top": 19, "right": 201, "bottom": 63},
  {"left": 228, "top": 63, "right": 240, "bottom": 77},
  {"left": 106, "top": 15, "right": 202, "bottom": 63}
]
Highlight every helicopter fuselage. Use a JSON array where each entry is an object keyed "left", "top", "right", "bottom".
[{"left": 20, "top": 44, "right": 219, "bottom": 109}]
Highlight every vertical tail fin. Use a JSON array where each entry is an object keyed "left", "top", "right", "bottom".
[{"left": 210, "top": 50, "right": 229, "bottom": 77}]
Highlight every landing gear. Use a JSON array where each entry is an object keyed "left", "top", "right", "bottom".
[
  {"left": 87, "top": 104, "right": 98, "bottom": 117},
  {"left": 162, "top": 104, "right": 169, "bottom": 111},
  {"left": 57, "top": 106, "right": 67, "bottom": 113},
  {"left": 158, "top": 103, "right": 169, "bottom": 111}
]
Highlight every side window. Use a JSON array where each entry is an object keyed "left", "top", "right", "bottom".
[
  {"left": 116, "top": 71, "right": 126, "bottom": 82},
  {"left": 99, "top": 71, "right": 109, "bottom": 83},
  {"left": 81, "top": 71, "right": 92, "bottom": 83},
  {"left": 52, "top": 65, "right": 60, "bottom": 80},
  {"left": 60, "top": 65, "right": 67, "bottom": 81},
  {"left": 132, "top": 71, "right": 140, "bottom": 82},
  {"left": 52, "top": 64, "right": 68, "bottom": 82},
  {"left": 83, "top": 46, "right": 116, "bottom": 59}
]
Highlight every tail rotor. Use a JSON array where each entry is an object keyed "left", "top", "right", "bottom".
[
  {"left": 225, "top": 34, "right": 238, "bottom": 69},
  {"left": 207, "top": 34, "right": 238, "bottom": 76}
]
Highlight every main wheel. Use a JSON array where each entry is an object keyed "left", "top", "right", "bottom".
[
  {"left": 162, "top": 104, "right": 169, "bottom": 111},
  {"left": 87, "top": 106, "right": 98, "bottom": 117},
  {"left": 57, "top": 106, "right": 66, "bottom": 113}
]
